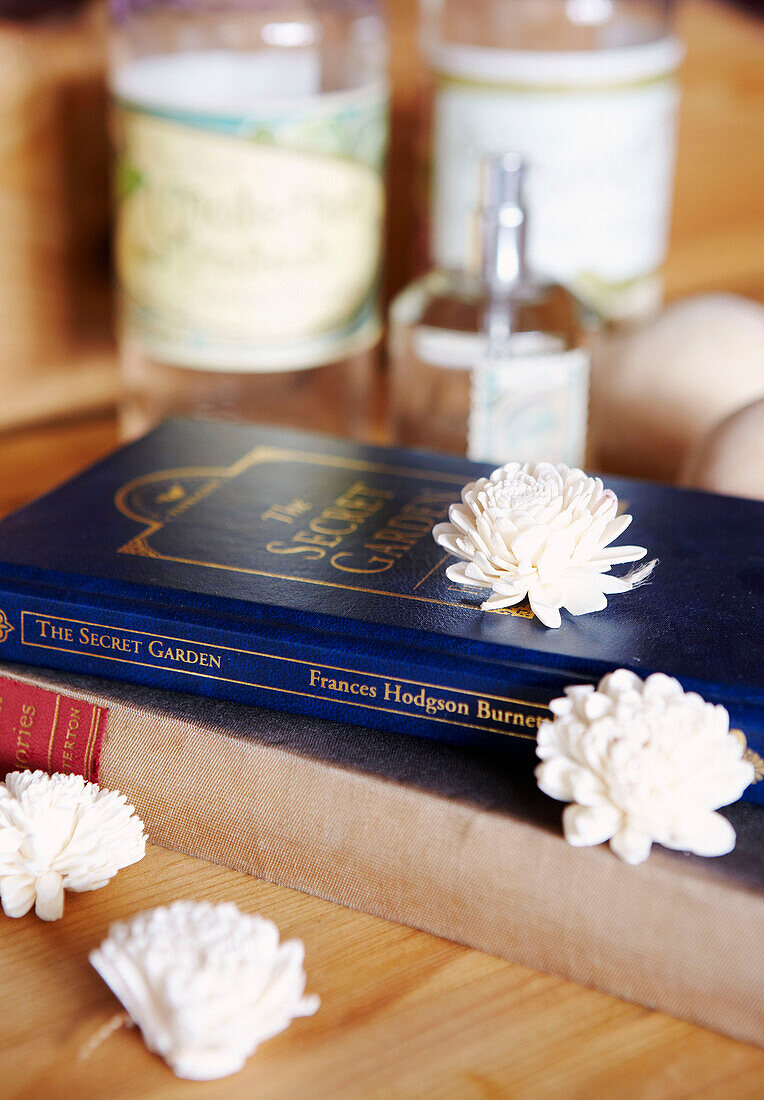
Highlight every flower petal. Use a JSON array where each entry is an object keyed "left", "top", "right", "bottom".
[
  {"left": 0, "top": 830, "right": 22, "bottom": 858},
  {"left": 597, "top": 574, "right": 632, "bottom": 594},
  {"left": 446, "top": 505, "right": 475, "bottom": 534},
  {"left": 536, "top": 536, "right": 575, "bottom": 584},
  {"left": 34, "top": 871, "right": 65, "bottom": 922},
  {"left": 666, "top": 811, "right": 737, "bottom": 858},
  {"left": 590, "top": 545, "right": 648, "bottom": 566},
  {"left": 534, "top": 758, "right": 579, "bottom": 801},
  {"left": 559, "top": 575, "right": 609, "bottom": 616},
  {"left": 609, "top": 826, "right": 653, "bottom": 865},
  {"left": 431, "top": 527, "right": 466, "bottom": 559},
  {"left": 562, "top": 803, "right": 621, "bottom": 847},
  {"left": 445, "top": 562, "right": 486, "bottom": 588},
  {"left": 567, "top": 766, "right": 608, "bottom": 806},
  {"left": 601, "top": 513, "right": 633, "bottom": 545},
  {"left": 511, "top": 525, "right": 549, "bottom": 562},
  {"left": 1, "top": 874, "right": 36, "bottom": 918},
  {"left": 528, "top": 600, "right": 562, "bottom": 629},
  {"left": 492, "top": 579, "right": 526, "bottom": 598},
  {"left": 711, "top": 760, "right": 756, "bottom": 806},
  {"left": 481, "top": 592, "right": 524, "bottom": 611},
  {"left": 548, "top": 695, "right": 577, "bottom": 718}
]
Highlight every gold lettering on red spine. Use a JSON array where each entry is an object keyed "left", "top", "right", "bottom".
[
  {"left": 61, "top": 707, "right": 81, "bottom": 773},
  {"left": 0, "top": 677, "right": 109, "bottom": 782}
]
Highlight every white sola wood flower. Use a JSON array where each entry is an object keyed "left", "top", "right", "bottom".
[
  {"left": 90, "top": 901, "right": 320, "bottom": 1081},
  {"left": 0, "top": 771, "right": 146, "bottom": 921},
  {"left": 535, "top": 670, "right": 755, "bottom": 864},
  {"left": 433, "top": 461, "right": 654, "bottom": 627}
]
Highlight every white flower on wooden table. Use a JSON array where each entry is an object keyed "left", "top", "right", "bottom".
[
  {"left": 0, "top": 770, "right": 146, "bottom": 921},
  {"left": 535, "top": 670, "right": 755, "bottom": 864},
  {"left": 433, "top": 461, "right": 654, "bottom": 628},
  {"left": 90, "top": 900, "right": 320, "bottom": 1081}
]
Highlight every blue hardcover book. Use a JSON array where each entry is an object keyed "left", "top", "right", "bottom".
[{"left": 0, "top": 418, "right": 761, "bottom": 802}]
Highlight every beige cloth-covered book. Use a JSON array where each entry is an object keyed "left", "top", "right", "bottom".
[{"left": 1, "top": 662, "right": 761, "bottom": 1048}]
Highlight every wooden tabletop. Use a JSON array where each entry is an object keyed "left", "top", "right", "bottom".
[
  {"left": 2, "top": 839, "right": 763, "bottom": 1100},
  {"left": 1, "top": 0, "right": 763, "bottom": 1095}
]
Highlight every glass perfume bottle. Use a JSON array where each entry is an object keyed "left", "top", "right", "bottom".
[
  {"left": 421, "top": 0, "right": 682, "bottom": 321},
  {"left": 389, "top": 153, "right": 590, "bottom": 465},
  {"left": 109, "top": 0, "right": 388, "bottom": 439}
]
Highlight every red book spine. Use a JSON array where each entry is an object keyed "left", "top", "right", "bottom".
[{"left": 0, "top": 674, "right": 108, "bottom": 780}]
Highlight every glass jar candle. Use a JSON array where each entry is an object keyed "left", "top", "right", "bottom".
[
  {"left": 422, "top": 0, "right": 682, "bottom": 321},
  {"left": 110, "top": 0, "right": 388, "bottom": 438}
]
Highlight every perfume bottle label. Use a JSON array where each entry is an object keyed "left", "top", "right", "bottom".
[
  {"left": 113, "top": 80, "right": 388, "bottom": 371},
  {"left": 430, "top": 40, "right": 681, "bottom": 318},
  {"left": 468, "top": 346, "right": 590, "bottom": 467}
]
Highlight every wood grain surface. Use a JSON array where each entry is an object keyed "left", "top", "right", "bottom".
[
  {"left": 2, "top": 845, "right": 764, "bottom": 1100},
  {"left": 0, "top": 0, "right": 763, "bottom": 1095}
]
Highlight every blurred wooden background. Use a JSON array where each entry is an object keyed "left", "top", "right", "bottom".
[
  {"left": 0, "top": 0, "right": 761, "bottom": 432},
  {"left": 0, "top": 1, "right": 114, "bottom": 430}
]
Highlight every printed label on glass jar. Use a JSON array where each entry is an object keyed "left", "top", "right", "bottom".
[
  {"left": 113, "top": 81, "right": 388, "bottom": 371},
  {"left": 468, "top": 345, "right": 590, "bottom": 467},
  {"left": 430, "top": 40, "right": 681, "bottom": 317}
]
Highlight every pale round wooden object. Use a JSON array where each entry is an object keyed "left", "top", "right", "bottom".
[
  {"left": 589, "top": 295, "right": 764, "bottom": 481},
  {"left": 682, "top": 396, "right": 764, "bottom": 501}
]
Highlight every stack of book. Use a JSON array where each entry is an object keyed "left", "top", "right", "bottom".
[{"left": 0, "top": 419, "right": 761, "bottom": 1044}]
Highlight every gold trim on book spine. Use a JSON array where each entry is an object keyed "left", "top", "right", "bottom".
[
  {"left": 46, "top": 693, "right": 61, "bottom": 773},
  {"left": 82, "top": 705, "right": 99, "bottom": 781},
  {"left": 21, "top": 611, "right": 548, "bottom": 742}
]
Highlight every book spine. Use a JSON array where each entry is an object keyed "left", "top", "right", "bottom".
[{"left": 0, "top": 589, "right": 554, "bottom": 755}]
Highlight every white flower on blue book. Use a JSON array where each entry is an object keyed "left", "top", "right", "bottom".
[{"left": 433, "top": 461, "right": 654, "bottom": 628}]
